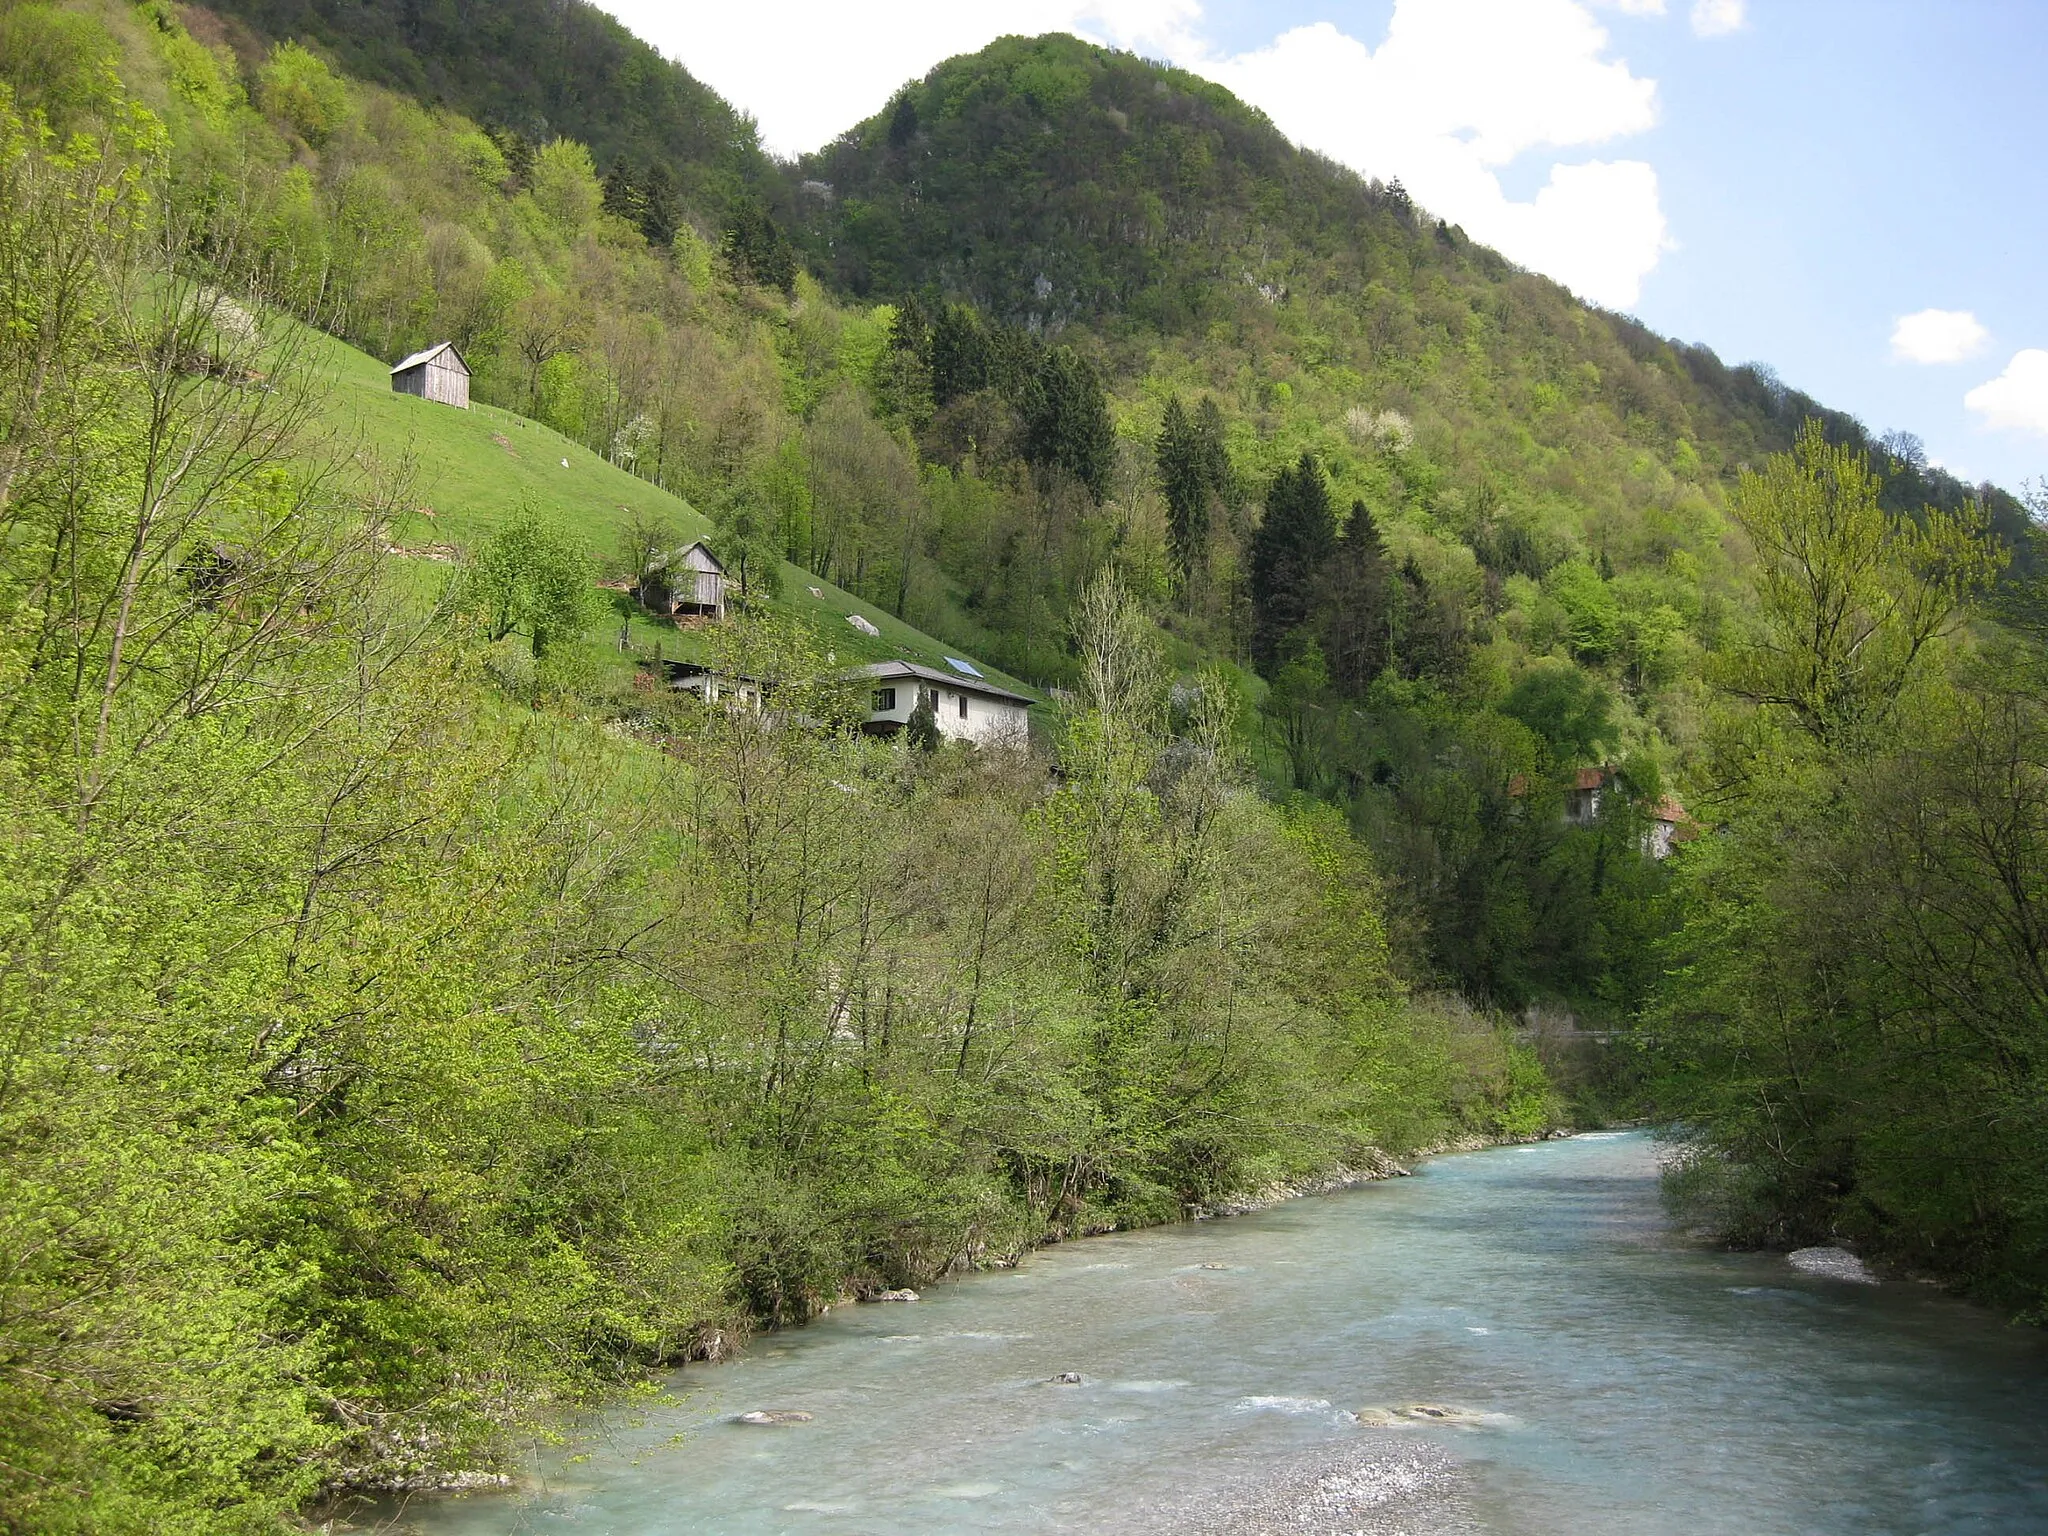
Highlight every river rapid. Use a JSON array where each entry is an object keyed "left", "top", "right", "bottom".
[{"left": 381, "top": 1133, "right": 2048, "bottom": 1534}]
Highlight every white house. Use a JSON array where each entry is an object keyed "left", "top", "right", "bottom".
[
  {"left": 390, "top": 342, "right": 470, "bottom": 408},
  {"left": 853, "top": 659, "right": 1031, "bottom": 747},
  {"left": 645, "top": 540, "right": 727, "bottom": 621},
  {"left": 1645, "top": 795, "right": 1699, "bottom": 860},
  {"left": 1564, "top": 766, "right": 1608, "bottom": 825}
]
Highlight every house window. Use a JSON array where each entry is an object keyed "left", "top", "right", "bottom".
[
  {"left": 873, "top": 686, "right": 896, "bottom": 711},
  {"left": 957, "top": 694, "right": 969, "bottom": 719}
]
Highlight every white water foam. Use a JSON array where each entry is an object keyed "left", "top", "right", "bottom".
[{"left": 1236, "top": 1395, "right": 1336, "bottom": 1414}]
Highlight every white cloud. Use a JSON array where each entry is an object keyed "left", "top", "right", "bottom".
[
  {"left": 1890, "top": 308, "right": 1988, "bottom": 365},
  {"left": 1689, "top": 0, "right": 1746, "bottom": 37},
  {"left": 1198, "top": 3, "right": 1670, "bottom": 306},
  {"left": 599, "top": 0, "right": 1677, "bottom": 307},
  {"left": 597, "top": 1, "right": 1202, "bottom": 157},
  {"left": 1965, "top": 351, "right": 2048, "bottom": 437}
]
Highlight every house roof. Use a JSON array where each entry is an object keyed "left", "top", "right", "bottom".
[
  {"left": 1573, "top": 766, "right": 1609, "bottom": 791},
  {"left": 661, "top": 660, "right": 771, "bottom": 689},
  {"left": 390, "top": 341, "right": 469, "bottom": 375},
  {"left": 851, "top": 659, "right": 1034, "bottom": 706},
  {"left": 1649, "top": 795, "right": 1695, "bottom": 828},
  {"left": 648, "top": 539, "right": 724, "bottom": 574}
]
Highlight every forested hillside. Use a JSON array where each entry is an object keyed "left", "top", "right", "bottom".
[
  {"left": 0, "top": 2, "right": 2044, "bottom": 1530},
  {"left": 184, "top": 0, "right": 775, "bottom": 211}
]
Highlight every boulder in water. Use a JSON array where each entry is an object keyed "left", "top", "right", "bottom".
[
  {"left": 1050, "top": 1371, "right": 1083, "bottom": 1385},
  {"left": 736, "top": 1410, "right": 813, "bottom": 1426},
  {"left": 1352, "top": 1406, "right": 1409, "bottom": 1427},
  {"left": 1401, "top": 1404, "right": 1492, "bottom": 1426},
  {"left": 868, "top": 1288, "right": 920, "bottom": 1303}
]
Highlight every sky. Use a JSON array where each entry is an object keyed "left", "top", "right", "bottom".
[{"left": 597, "top": 0, "right": 2048, "bottom": 496}]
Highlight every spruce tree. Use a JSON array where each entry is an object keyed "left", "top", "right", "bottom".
[
  {"left": 1249, "top": 452, "right": 1336, "bottom": 667},
  {"left": 887, "top": 92, "right": 920, "bottom": 149},
  {"left": 928, "top": 303, "right": 991, "bottom": 407},
  {"left": 1195, "top": 397, "right": 1231, "bottom": 503},
  {"left": 638, "top": 160, "right": 680, "bottom": 245},
  {"left": 1156, "top": 395, "right": 1209, "bottom": 584},
  {"left": 1022, "top": 345, "right": 1114, "bottom": 502},
  {"left": 1316, "top": 499, "right": 1391, "bottom": 694},
  {"left": 600, "top": 161, "right": 637, "bottom": 223}
]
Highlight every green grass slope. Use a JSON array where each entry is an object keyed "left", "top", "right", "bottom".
[{"left": 311, "top": 329, "right": 1034, "bottom": 691}]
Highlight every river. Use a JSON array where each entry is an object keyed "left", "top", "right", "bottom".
[{"left": 380, "top": 1132, "right": 2048, "bottom": 1534}]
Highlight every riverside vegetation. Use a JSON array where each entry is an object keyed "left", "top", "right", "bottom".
[{"left": 0, "top": 3, "right": 2043, "bottom": 1530}]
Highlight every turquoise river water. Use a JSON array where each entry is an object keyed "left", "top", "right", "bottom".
[{"left": 380, "top": 1133, "right": 2048, "bottom": 1534}]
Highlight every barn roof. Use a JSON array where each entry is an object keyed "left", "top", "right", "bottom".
[
  {"left": 647, "top": 539, "right": 724, "bottom": 574},
  {"left": 851, "top": 659, "right": 1034, "bottom": 706},
  {"left": 390, "top": 341, "right": 469, "bottom": 376}
]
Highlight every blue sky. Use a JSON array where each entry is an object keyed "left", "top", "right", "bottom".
[{"left": 602, "top": 0, "right": 2048, "bottom": 494}]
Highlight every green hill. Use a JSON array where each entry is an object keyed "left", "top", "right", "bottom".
[
  {"left": 310, "top": 328, "right": 1034, "bottom": 689},
  {"left": 186, "top": 0, "right": 773, "bottom": 214},
  {"left": 792, "top": 33, "right": 2031, "bottom": 553},
  {"left": 5, "top": 9, "right": 2048, "bottom": 1531}
]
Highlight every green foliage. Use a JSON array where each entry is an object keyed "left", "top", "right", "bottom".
[
  {"left": 203, "top": 0, "right": 777, "bottom": 216},
  {"left": 12, "top": 17, "right": 2046, "bottom": 1532},
  {"left": 1020, "top": 343, "right": 1114, "bottom": 499},
  {"left": 709, "top": 487, "right": 785, "bottom": 604},
  {"left": 1718, "top": 420, "right": 2004, "bottom": 747},
  {"left": 471, "top": 511, "right": 596, "bottom": 656},
  {"left": 1250, "top": 453, "right": 1336, "bottom": 665},
  {"left": 531, "top": 135, "right": 603, "bottom": 235},
  {"left": 0, "top": 2, "right": 118, "bottom": 131},
  {"left": 1502, "top": 662, "right": 1616, "bottom": 766},
  {"left": 1156, "top": 394, "right": 1222, "bottom": 585},
  {"left": 257, "top": 40, "right": 347, "bottom": 145},
  {"left": 721, "top": 200, "right": 796, "bottom": 292},
  {"left": 905, "top": 688, "right": 940, "bottom": 751},
  {"left": 1648, "top": 431, "right": 2045, "bottom": 1312}
]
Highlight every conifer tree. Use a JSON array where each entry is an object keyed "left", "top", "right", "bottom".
[
  {"left": 906, "top": 689, "right": 941, "bottom": 751},
  {"left": 720, "top": 202, "right": 796, "bottom": 292},
  {"left": 1195, "top": 397, "right": 1231, "bottom": 505},
  {"left": 927, "top": 302, "right": 991, "bottom": 406},
  {"left": 637, "top": 160, "right": 680, "bottom": 245},
  {"left": 1316, "top": 499, "right": 1391, "bottom": 694},
  {"left": 1156, "top": 395, "right": 1208, "bottom": 585},
  {"left": 1393, "top": 555, "right": 1468, "bottom": 682},
  {"left": 1249, "top": 453, "right": 1335, "bottom": 667},
  {"left": 1022, "top": 344, "right": 1114, "bottom": 501},
  {"left": 886, "top": 92, "right": 920, "bottom": 149}
]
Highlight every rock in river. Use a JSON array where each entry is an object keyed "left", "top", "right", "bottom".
[
  {"left": 736, "top": 1410, "right": 813, "bottom": 1426},
  {"left": 868, "top": 1288, "right": 920, "bottom": 1303},
  {"left": 1353, "top": 1404, "right": 1495, "bottom": 1428}
]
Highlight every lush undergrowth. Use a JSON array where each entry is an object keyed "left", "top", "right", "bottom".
[
  {"left": 0, "top": 69, "right": 1564, "bottom": 1533},
  {"left": 1, "top": 4, "right": 2045, "bottom": 1530}
]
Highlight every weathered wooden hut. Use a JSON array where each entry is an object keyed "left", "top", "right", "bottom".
[
  {"left": 645, "top": 540, "right": 727, "bottom": 621},
  {"left": 390, "top": 342, "right": 471, "bottom": 408}
]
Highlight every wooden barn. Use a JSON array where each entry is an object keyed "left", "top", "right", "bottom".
[
  {"left": 390, "top": 342, "right": 471, "bottom": 408},
  {"left": 644, "top": 540, "right": 727, "bottom": 621}
]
